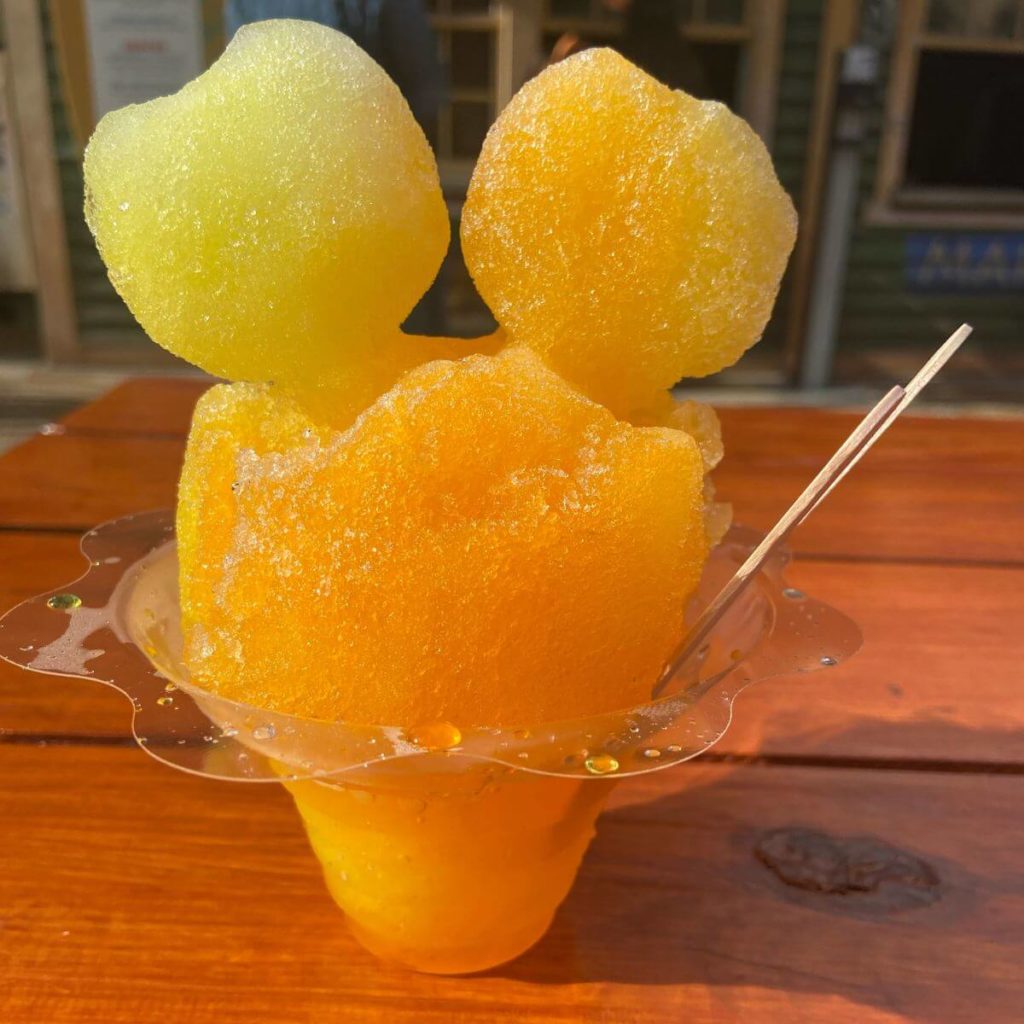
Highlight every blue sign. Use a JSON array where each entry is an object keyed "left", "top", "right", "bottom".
[{"left": 906, "top": 233, "right": 1024, "bottom": 292}]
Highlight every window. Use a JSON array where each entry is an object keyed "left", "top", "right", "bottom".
[
  {"left": 426, "top": 1, "right": 784, "bottom": 185},
  {"left": 873, "top": 0, "right": 1024, "bottom": 226}
]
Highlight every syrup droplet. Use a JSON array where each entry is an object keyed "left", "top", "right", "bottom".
[
  {"left": 163, "top": 682, "right": 178, "bottom": 693},
  {"left": 47, "top": 593, "right": 81, "bottom": 611},
  {"left": 252, "top": 724, "right": 276, "bottom": 741},
  {"left": 584, "top": 754, "right": 619, "bottom": 775},
  {"left": 820, "top": 655, "right": 837, "bottom": 667},
  {"left": 156, "top": 696, "right": 173, "bottom": 707},
  {"left": 783, "top": 588, "right": 805, "bottom": 600},
  {"left": 407, "top": 721, "right": 461, "bottom": 751},
  {"left": 666, "top": 744, "right": 682, "bottom": 754},
  {"left": 642, "top": 748, "right": 662, "bottom": 759}
]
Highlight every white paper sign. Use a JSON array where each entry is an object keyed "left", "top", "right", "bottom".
[
  {"left": 84, "top": 0, "right": 204, "bottom": 120},
  {"left": 0, "top": 54, "right": 35, "bottom": 292}
]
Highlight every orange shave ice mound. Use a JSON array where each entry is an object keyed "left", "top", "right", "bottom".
[
  {"left": 83, "top": 21, "right": 795, "bottom": 729},
  {"left": 179, "top": 348, "right": 708, "bottom": 727}
]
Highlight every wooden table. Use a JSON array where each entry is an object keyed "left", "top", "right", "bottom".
[{"left": 2, "top": 379, "right": 1022, "bottom": 1023}]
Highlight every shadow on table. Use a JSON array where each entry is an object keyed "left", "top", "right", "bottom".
[{"left": 496, "top": 718, "right": 1020, "bottom": 1023}]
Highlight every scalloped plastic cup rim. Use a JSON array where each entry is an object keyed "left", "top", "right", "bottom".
[{"left": 0, "top": 509, "right": 861, "bottom": 783}]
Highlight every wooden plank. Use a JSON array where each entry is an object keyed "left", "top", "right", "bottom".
[
  {"left": 58, "top": 380, "right": 1024, "bottom": 472},
  {"left": 718, "top": 404, "right": 1024, "bottom": 478},
  {"left": 723, "top": 557, "right": 1024, "bottom": 764},
  {"left": 1, "top": 746, "right": 1020, "bottom": 1023},
  {"left": 0, "top": 659, "right": 128, "bottom": 740},
  {"left": 2, "top": 394, "right": 1020, "bottom": 752},
  {"left": 26, "top": 390, "right": 1024, "bottom": 560},
  {"left": 59, "top": 377, "right": 211, "bottom": 436},
  {"left": 713, "top": 407, "right": 1024, "bottom": 564},
  {"left": 0, "top": 532, "right": 131, "bottom": 738},
  {"left": 55, "top": 379, "right": 1024, "bottom": 458},
  {"left": 3, "top": 533, "right": 1023, "bottom": 765},
  {"left": 0, "top": 434, "right": 183, "bottom": 530}
]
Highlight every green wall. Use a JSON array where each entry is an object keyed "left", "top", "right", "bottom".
[{"left": 837, "top": 25, "right": 1023, "bottom": 352}]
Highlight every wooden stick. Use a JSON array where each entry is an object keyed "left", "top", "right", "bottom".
[
  {"left": 652, "top": 323, "right": 972, "bottom": 699},
  {"left": 798, "top": 322, "right": 973, "bottom": 523}
]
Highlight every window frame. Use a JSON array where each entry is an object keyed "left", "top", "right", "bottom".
[{"left": 869, "top": 0, "right": 1024, "bottom": 229}]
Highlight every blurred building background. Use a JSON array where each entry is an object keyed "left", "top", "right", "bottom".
[{"left": 0, "top": 0, "right": 1021, "bottom": 442}]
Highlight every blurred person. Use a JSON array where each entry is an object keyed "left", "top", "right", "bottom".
[
  {"left": 550, "top": 0, "right": 707, "bottom": 97},
  {"left": 223, "top": 0, "right": 448, "bottom": 333}
]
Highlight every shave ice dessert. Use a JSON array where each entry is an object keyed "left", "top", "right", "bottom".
[{"left": 82, "top": 20, "right": 795, "bottom": 972}]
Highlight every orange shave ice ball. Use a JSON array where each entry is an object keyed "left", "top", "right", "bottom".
[
  {"left": 177, "top": 348, "right": 708, "bottom": 728},
  {"left": 83, "top": 20, "right": 448, "bottom": 402},
  {"left": 461, "top": 48, "right": 797, "bottom": 418}
]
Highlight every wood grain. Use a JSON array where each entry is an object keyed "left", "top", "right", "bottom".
[
  {"left": 48, "top": 380, "right": 1024, "bottom": 565},
  {"left": 713, "top": 407, "right": 1024, "bottom": 564},
  {"left": 3, "top": 382, "right": 1023, "bottom": 1022},
  {"left": 5, "top": 395, "right": 1023, "bottom": 563},
  {"left": 59, "top": 379, "right": 1024, "bottom": 467},
  {"left": 1, "top": 745, "right": 1020, "bottom": 1024},
  {"left": 724, "top": 557, "right": 1024, "bottom": 764},
  {"left": 0, "top": 433, "right": 183, "bottom": 530},
  {"left": 60, "top": 377, "right": 211, "bottom": 436},
  {"left": 0, "top": 532, "right": 131, "bottom": 738}
]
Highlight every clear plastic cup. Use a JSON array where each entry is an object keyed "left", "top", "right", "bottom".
[
  {"left": 283, "top": 759, "right": 614, "bottom": 973},
  {"left": 0, "top": 510, "right": 860, "bottom": 973}
]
